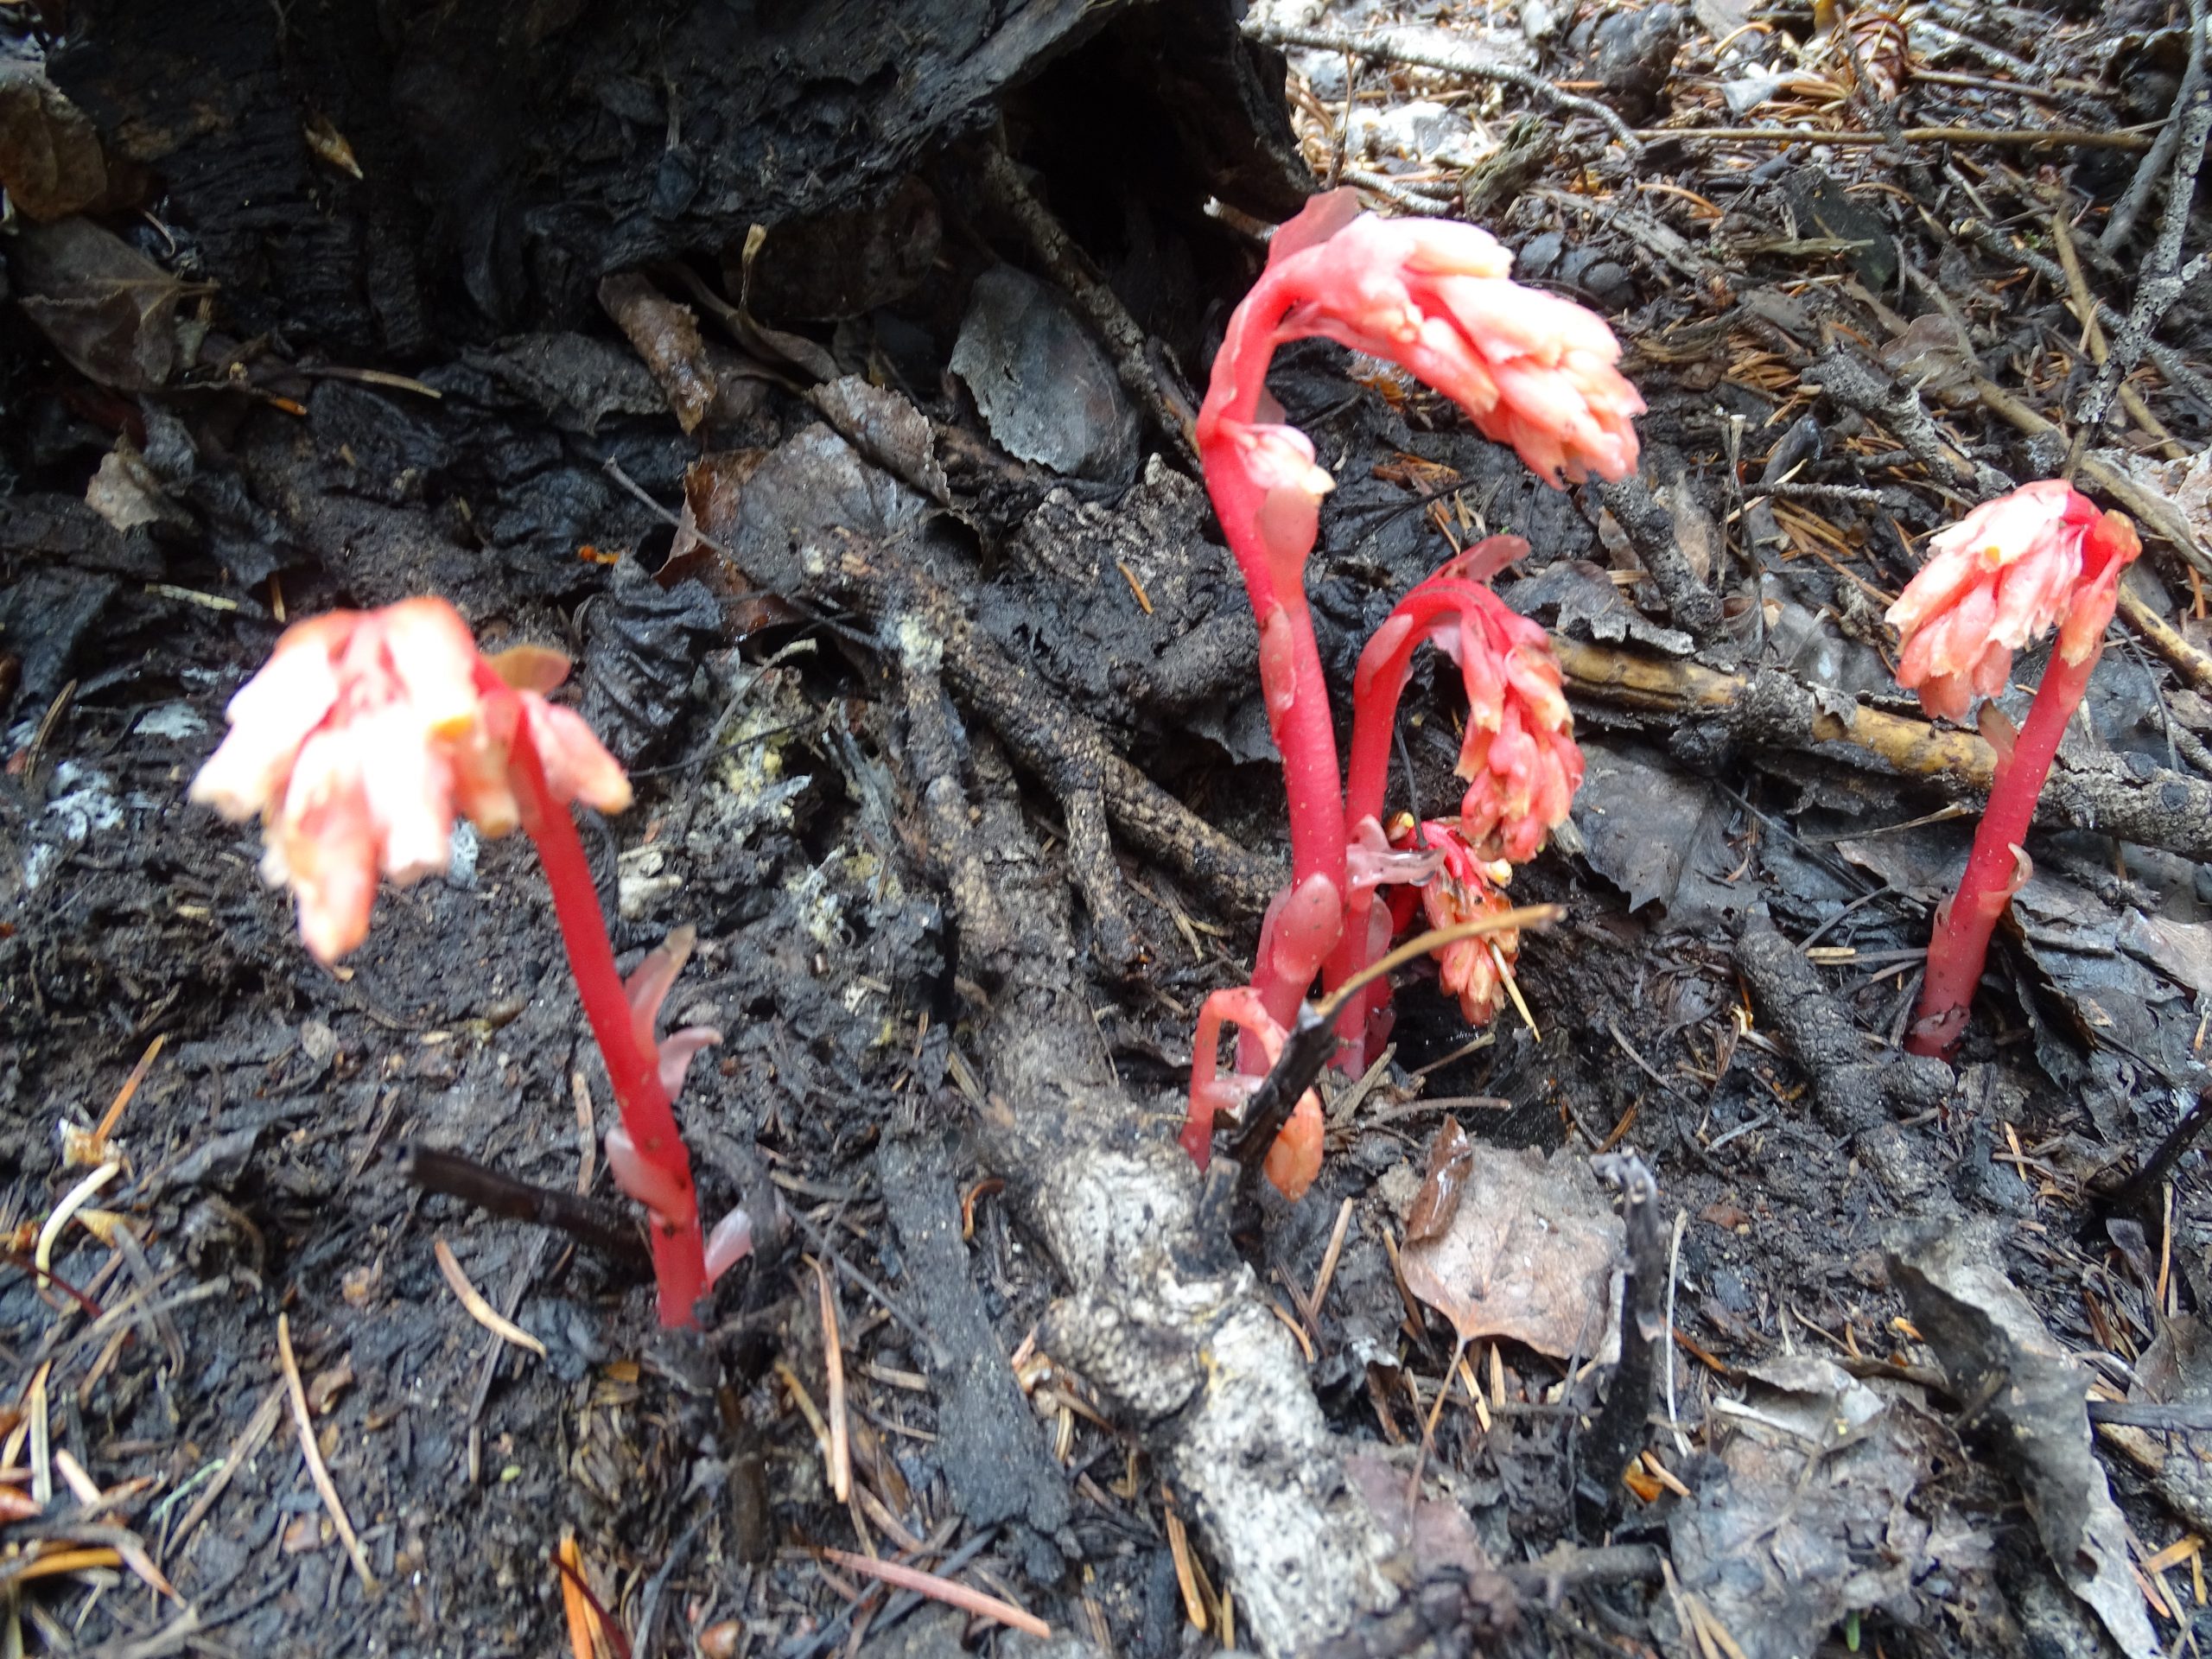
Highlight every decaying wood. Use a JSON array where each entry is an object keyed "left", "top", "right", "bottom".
[
  {"left": 804, "top": 528, "right": 1280, "bottom": 917},
  {"left": 1555, "top": 636, "right": 2212, "bottom": 864},
  {"left": 1735, "top": 919, "right": 1955, "bottom": 1132},
  {"left": 52, "top": 0, "right": 1306, "bottom": 351},
  {"left": 941, "top": 739, "right": 1407, "bottom": 1658}
]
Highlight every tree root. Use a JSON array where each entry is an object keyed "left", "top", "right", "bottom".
[
  {"left": 804, "top": 528, "right": 1280, "bottom": 919},
  {"left": 935, "top": 736, "right": 1408, "bottom": 1658},
  {"left": 1554, "top": 636, "right": 2212, "bottom": 863}
]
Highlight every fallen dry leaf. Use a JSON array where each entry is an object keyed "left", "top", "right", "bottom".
[
  {"left": 11, "top": 218, "right": 200, "bottom": 391},
  {"left": 0, "top": 63, "right": 108, "bottom": 222},
  {"left": 85, "top": 439, "right": 189, "bottom": 535},
  {"left": 599, "top": 272, "right": 718, "bottom": 435},
  {"left": 1400, "top": 1141, "right": 1624, "bottom": 1363}
]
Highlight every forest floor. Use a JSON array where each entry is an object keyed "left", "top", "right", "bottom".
[{"left": 7, "top": 1, "right": 2212, "bottom": 1656}]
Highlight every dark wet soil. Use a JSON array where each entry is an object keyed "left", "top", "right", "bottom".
[{"left": 8, "top": 2, "right": 2212, "bottom": 1657}]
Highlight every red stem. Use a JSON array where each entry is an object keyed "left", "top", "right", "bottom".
[
  {"left": 1198, "top": 284, "right": 1352, "bottom": 1028},
  {"left": 1336, "top": 581, "right": 1487, "bottom": 1049},
  {"left": 505, "top": 697, "right": 708, "bottom": 1326},
  {"left": 1905, "top": 645, "right": 2097, "bottom": 1059}
]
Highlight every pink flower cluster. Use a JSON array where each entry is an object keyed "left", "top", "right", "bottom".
[
  {"left": 1393, "top": 820, "right": 1522, "bottom": 1027},
  {"left": 1207, "top": 198, "right": 1644, "bottom": 497},
  {"left": 1883, "top": 480, "right": 2143, "bottom": 1059},
  {"left": 191, "top": 599, "right": 629, "bottom": 963},
  {"left": 1886, "top": 480, "right": 2141, "bottom": 724},
  {"left": 1182, "top": 191, "right": 1637, "bottom": 1198},
  {"left": 1421, "top": 557, "right": 1583, "bottom": 863}
]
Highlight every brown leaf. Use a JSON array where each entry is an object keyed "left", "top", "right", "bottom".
[
  {"left": 1405, "top": 1117, "right": 1474, "bottom": 1244},
  {"left": 0, "top": 64, "right": 108, "bottom": 222},
  {"left": 1399, "top": 1143, "right": 1624, "bottom": 1362},
  {"left": 306, "top": 1356, "right": 355, "bottom": 1416},
  {"left": 12, "top": 218, "right": 199, "bottom": 391},
  {"left": 598, "top": 272, "right": 718, "bottom": 434},
  {"left": 85, "top": 439, "right": 188, "bottom": 535}
]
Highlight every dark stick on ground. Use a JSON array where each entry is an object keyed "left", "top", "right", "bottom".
[
  {"left": 2102, "top": 0, "right": 2209, "bottom": 252},
  {"left": 805, "top": 528, "right": 1280, "bottom": 915},
  {"left": 1246, "top": 20, "right": 1643, "bottom": 152},
  {"left": 1593, "top": 474, "right": 1726, "bottom": 645},
  {"left": 1578, "top": 1152, "right": 1662, "bottom": 1530},
  {"left": 1734, "top": 919, "right": 1953, "bottom": 1133},
  {"left": 2096, "top": 1084, "right": 2212, "bottom": 1224},
  {"left": 2081, "top": 84, "right": 2212, "bottom": 429},
  {"left": 975, "top": 137, "right": 1201, "bottom": 470},
  {"left": 399, "top": 1145, "right": 651, "bottom": 1276}
]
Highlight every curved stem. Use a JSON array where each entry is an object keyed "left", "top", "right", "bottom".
[
  {"left": 1251, "top": 594, "right": 1351, "bottom": 1027},
  {"left": 1906, "top": 647, "right": 2097, "bottom": 1059},
  {"left": 1199, "top": 277, "right": 1353, "bottom": 1029},
  {"left": 508, "top": 702, "right": 708, "bottom": 1326},
  {"left": 1338, "top": 582, "right": 1470, "bottom": 1046}
]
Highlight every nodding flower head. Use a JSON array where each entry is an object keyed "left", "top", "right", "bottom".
[
  {"left": 190, "top": 598, "right": 630, "bottom": 963},
  {"left": 1886, "top": 480, "right": 2142, "bottom": 725},
  {"left": 1209, "top": 195, "right": 1644, "bottom": 488},
  {"left": 1395, "top": 569, "right": 1580, "bottom": 864}
]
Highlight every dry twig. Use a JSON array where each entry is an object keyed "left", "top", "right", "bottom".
[
  {"left": 820, "top": 1547, "right": 1051, "bottom": 1639},
  {"left": 1643, "top": 124, "right": 2152, "bottom": 150},
  {"left": 1554, "top": 634, "right": 2212, "bottom": 861},
  {"left": 275, "top": 1313, "right": 373, "bottom": 1590},
  {"left": 2103, "top": 0, "right": 2209, "bottom": 251},
  {"left": 1247, "top": 20, "right": 1643, "bottom": 152},
  {"left": 2080, "top": 80, "right": 2212, "bottom": 429}
]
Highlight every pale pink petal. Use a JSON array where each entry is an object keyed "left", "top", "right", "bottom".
[
  {"left": 358, "top": 703, "right": 455, "bottom": 885},
  {"left": 1347, "top": 815, "right": 1444, "bottom": 893},
  {"left": 190, "top": 633, "right": 346, "bottom": 821},
  {"left": 703, "top": 1207, "right": 755, "bottom": 1285},
  {"left": 524, "top": 697, "right": 633, "bottom": 815},
  {"left": 274, "top": 729, "right": 379, "bottom": 963},
  {"left": 604, "top": 1123, "right": 696, "bottom": 1224},
  {"left": 658, "top": 1027, "right": 721, "bottom": 1099},
  {"left": 1254, "top": 206, "right": 1642, "bottom": 487},
  {"left": 378, "top": 597, "right": 484, "bottom": 735},
  {"left": 1889, "top": 482, "right": 2141, "bottom": 721},
  {"left": 624, "top": 926, "right": 697, "bottom": 1052},
  {"left": 1265, "top": 187, "right": 1366, "bottom": 268}
]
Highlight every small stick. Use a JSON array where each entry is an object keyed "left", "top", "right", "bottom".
[
  {"left": 2101, "top": 1085, "right": 2212, "bottom": 1223},
  {"left": 976, "top": 138, "right": 1198, "bottom": 468},
  {"left": 1309, "top": 1198, "right": 1357, "bottom": 1317},
  {"left": 1212, "top": 907, "right": 1564, "bottom": 1211},
  {"left": 2050, "top": 213, "right": 2188, "bottom": 460},
  {"left": 90, "top": 1034, "right": 165, "bottom": 1151},
  {"left": 434, "top": 1236, "right": 548, "bottom": 1360},
  {"left": 1248, "top": 21, "right": 1642, "bottom": 151},
  {"left": 276, "top": 1313, "right": 373, "bottom": 1589},
  {"left": 556, "top": 1534, "right": 597, "bottom": 1659},
  {"left": 818, "top": 1548, "right": 1050, "bottom": 1640},
  {"left": 1639, "top": 124, "right": 2152, "bottom": 149},
  {"left": 1580, "top": 1154, "right": 1663, "bottom": 1527},
  {"left": 553, "top": 1535, "right": 634, "bottom": 1659},
  {"left": 812, "top": 1256, "right": 851, "bottom": 1503},
  {"left": 1954, "top": 225, "right": 2212, "bottom": 418},
  {"left": 2080, "top": 84, "right": 2212, "bottom": 429},
  {"left": 2104, "top": 0, "right": 2209, "bottom": 250},
  {"left": 1664, "top": 1208, "right": 1689, "bottom": 1458},
  {"left": 163, "top": 1382, "right": 285, "bottom": 1557},
  {"left": 2116, "top": 587, "right": 2212, "bottom": 697},
  {"left": 401, "top": 1146, "right": 651, "bottom": 1276}
]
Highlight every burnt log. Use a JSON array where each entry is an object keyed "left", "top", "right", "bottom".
[{"left": 48, "top": 0, "right": 1309, "bottom": 354}]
